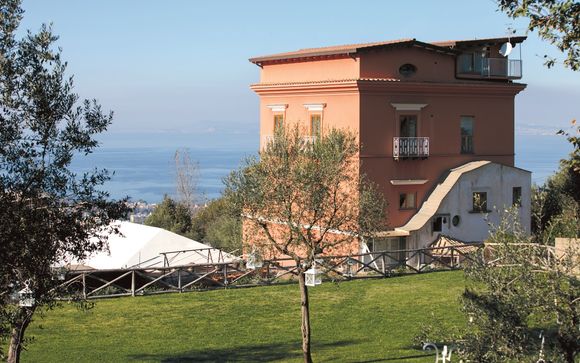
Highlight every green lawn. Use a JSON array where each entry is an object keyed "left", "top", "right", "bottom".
[{"left": 23, "top": 271, "right": 466, "bottom": 362}]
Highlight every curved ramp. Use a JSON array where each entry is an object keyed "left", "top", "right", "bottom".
[{"left": 396, "top": 160, "right": 491, "bottom": 233}]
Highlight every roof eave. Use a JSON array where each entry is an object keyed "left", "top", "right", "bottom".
[
  {"left": 249, "top": 39, "right": 458, "bottom": 65},
  {"left": 360, "top": 40, "right": 458, "bottom": 56},
  {"left": 437, "top": 36, "right": 528, "bottom": 49},
  {"left": 249, "top": 49, "right": 357, "bottom": 65}
]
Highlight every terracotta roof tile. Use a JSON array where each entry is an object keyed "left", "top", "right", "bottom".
[
  {"left": 250, "top": 78, "right": 401, "bottom": 87},
  {"left": 249, "top": 39, "right": 417, "bottom": 63},
  {"left": 432, "top": 36, "right": 527, "bottom": 48},
  {"left": 250, "top": 36, "right": 526, "bottom": 64}
]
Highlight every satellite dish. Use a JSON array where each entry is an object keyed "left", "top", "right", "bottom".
[{"left": 499, "top": 42, "right": 513, "bottom": 56}]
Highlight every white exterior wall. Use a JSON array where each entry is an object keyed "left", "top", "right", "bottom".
[{"left": 410, "top": 163, "right": 531, "bottom": 249}]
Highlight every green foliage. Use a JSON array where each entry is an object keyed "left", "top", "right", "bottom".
[
  {"left": 144, "top": 195, "right": 242, "bottom": 252},
  {"left": 459, "top": 210, "right": 580, "bottom": 362},
  {"left": 532, "top": 126, "right": 580, "bottom": 241},
  {"left": 532, "top": 170, "right": 580, "bottom": 240},
  {"left": 463, "top": 127, "right": 580, "bottom": 362},
  {"left": 558, "top": 122, "right": 580, "bottom": 174},
  {"left": 498, "top": 0, "right": 580, "bottom": 70},
  {"left": 225, "top": 125, "right": 387, "bottom": 264},
  {"left": 225, "top": 126, "right": 387, "bottom": 362},
  {"left": 21, "top": 272, "right": 466, "bottom": 362},
  {"left": 0, "top": 1, "right": 129, "bottom": 360},
  {"left": 144, "top": 196, "right": 193, "bottom": 238},
  {"left": 190, "top": 196, "right": 242, "bottom": 252}
]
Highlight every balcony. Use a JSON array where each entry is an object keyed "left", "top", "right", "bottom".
[
  {"left": 457, "top": 55, "right": 522, "bottom": 80},
  {"left": 393, "top": 137, "right": 429, "bottom": 160}
]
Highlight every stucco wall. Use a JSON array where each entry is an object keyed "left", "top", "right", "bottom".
[
  {"left": 359, "top": 86, "right": 519, "bottom": 227},
  {"left": 252, "top": 43, "right": 526, "bottom": 233},
  {"left": 260, "top": 57, "right": 359, "bottom": 83},
  {"left": 410, "top": 163, "right": 531, "bottom": 249},
  {"left": 258, "top": 92, "right": 360, "bottom": 147},
  {"left": 359, "top": 47, "right": 455, "bottom": 82}
]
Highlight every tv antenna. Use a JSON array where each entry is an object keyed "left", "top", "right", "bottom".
[{"left": 499, "top": 25, "right": 515, "bottom": 56}]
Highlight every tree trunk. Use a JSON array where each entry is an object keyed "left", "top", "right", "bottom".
[
  {"left": 7, "top": 307, "right": 33, "bottom": 363},
  {"left": 298, "top": 272, "right": 313, "bottom": 363}
]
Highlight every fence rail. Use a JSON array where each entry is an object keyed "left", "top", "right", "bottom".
[{"left": 55, "top": 243, "right": 497, "bottom": 299}]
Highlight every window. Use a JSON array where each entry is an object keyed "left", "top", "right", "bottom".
[
  {"left": 310, "top": 114, "right": 321, "bottom": 139},
  {"left": 399, "top": 63, "right": 417, "bottom": 77},
  {"left": 399, "top": 192, "right": 416, "bottom": 209},
  {"left": 461, "top": 116, "right": 474, "bottom": 153},
  {"left": 432, "top": 216, "right": 443, "bottom": 232},
  {"left": 512, "top": 186, "right": 522, "bottom": 207},
  {"left": 472, "top": 191, "right": 488, "bottom": 212},
  {"left": 274, "top": 114, "right": 284, "bottom": 133},
  {"left": 457, "top": 50, "right": 488, "bottom": 74},
  {"left": 452, "top": 215, "right": 461, "bottom": 226},
  {"left": 432, "top": 216, "right": 449, "bottom": 233},
  {"left": 370, "top": 237, "right": 406, "bottom": 263}
]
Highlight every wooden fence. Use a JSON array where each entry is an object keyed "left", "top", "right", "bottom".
[{"left": 55, "top": 243, "right": 491, "bottom": 299}]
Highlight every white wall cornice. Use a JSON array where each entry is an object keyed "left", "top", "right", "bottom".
[
  {"left": 303, "top": 103, "right": 326, "bottom": 112},
  {"left": 266, "top": 104, "right": 288, "bottom": 112},
  {"left": 390, "top": 103, "right": 428, "bottom": 111},
  {"left": 390, "top": 179, "right": 428, "bottom": 185}
]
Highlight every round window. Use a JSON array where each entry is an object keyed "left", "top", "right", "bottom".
[
  {"left": 452, "top": 215, "right": 461, "bottom": 227},
  {"left": 399, "top": 63, "right": 417, "bottom": 77}
]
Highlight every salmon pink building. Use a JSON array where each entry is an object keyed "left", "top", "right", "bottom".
[{"left": 248, "top": 37, "right": 531, "bottom": 254}]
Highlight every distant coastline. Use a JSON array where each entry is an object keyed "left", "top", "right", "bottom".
[{"left": 71, "top": 133, "right": 571, "bottom": 203}]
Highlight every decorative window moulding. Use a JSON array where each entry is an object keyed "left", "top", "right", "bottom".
[{"left": 391, "top": 103, "right": 428, "bottom": 111}]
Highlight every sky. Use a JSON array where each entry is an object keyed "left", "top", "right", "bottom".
[{"left": 18, "top": 0, "right": 580, "bottom": 150}]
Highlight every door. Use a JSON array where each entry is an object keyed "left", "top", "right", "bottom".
[
  {"left": 399, "top": 115, "right": 418, "bottom": 155},
  {"left": 400, "top": 115, "right": 417, "bottom": 137}
]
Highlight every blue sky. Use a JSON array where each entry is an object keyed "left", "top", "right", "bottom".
[{"left": 19, "top": 0, "right": 580, "bottom": 149}]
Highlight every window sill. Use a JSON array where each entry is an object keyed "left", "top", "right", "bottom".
[{"left": 468, "top": 210, "right": 491, "bottom": 214}]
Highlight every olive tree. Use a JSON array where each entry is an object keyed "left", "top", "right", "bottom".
[
  {"left": 224, "top": 126, "right": 387, "bottom": 363},
  {"left": 460, "top": 210, "right": 579, "bottom": 363},
  {"left": 0, "top": 1, "right": 129, "bottom": 361}
]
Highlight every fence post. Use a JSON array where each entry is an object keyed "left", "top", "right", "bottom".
[
  {"left": 82, "top": 273, "right": 87, "bottom": 299},
  {"left": 224, "top": 264, "right": 228, "bottom": 287},
  {"left": 451, "top": 249, "right": 455, "bottom": 269},
  {"left": 381, "top": 254, "right": 386, "bottom": 276}
]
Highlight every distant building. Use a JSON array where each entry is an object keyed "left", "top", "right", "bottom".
[
  {"left": 126, "top": 201, "right": 156, "bottom": 224},
  {"left": 248, "top": 37, "right": 531, "bottom": 253}
]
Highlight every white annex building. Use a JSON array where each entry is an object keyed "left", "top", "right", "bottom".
[
  {"left": 369, "top": 161, "right": 531, "bottom": 252},
  {"left": 67, "top": 221, "right": 237, "bottom": 270}
]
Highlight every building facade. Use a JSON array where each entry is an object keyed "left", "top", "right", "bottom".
[{"left": 249, "top": 37, "right": 531, "bottom": 253}]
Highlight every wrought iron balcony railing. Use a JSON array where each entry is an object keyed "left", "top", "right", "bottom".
[{"left": 393, "top": 137, "right": 429, "bottom": 159}]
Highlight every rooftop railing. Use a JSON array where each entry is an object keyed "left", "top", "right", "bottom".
[{"left": 457, "top": 56, "right": 523, "bottom": 79}]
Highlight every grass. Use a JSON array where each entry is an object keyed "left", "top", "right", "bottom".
[{"left": 22, "top": 271, "right": 466, "bottom": 362}]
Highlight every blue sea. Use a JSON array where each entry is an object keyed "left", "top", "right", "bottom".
[{"left": 70, "top": 133, "right": 572, "bottom": 203}]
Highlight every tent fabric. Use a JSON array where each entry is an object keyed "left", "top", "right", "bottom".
[{"left": 69, "top": 221, "right": 237, "bottom": 270}]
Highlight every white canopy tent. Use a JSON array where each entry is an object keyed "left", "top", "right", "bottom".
[{"left": 68, "top": 221, "right": 237, "bottom": 270}]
